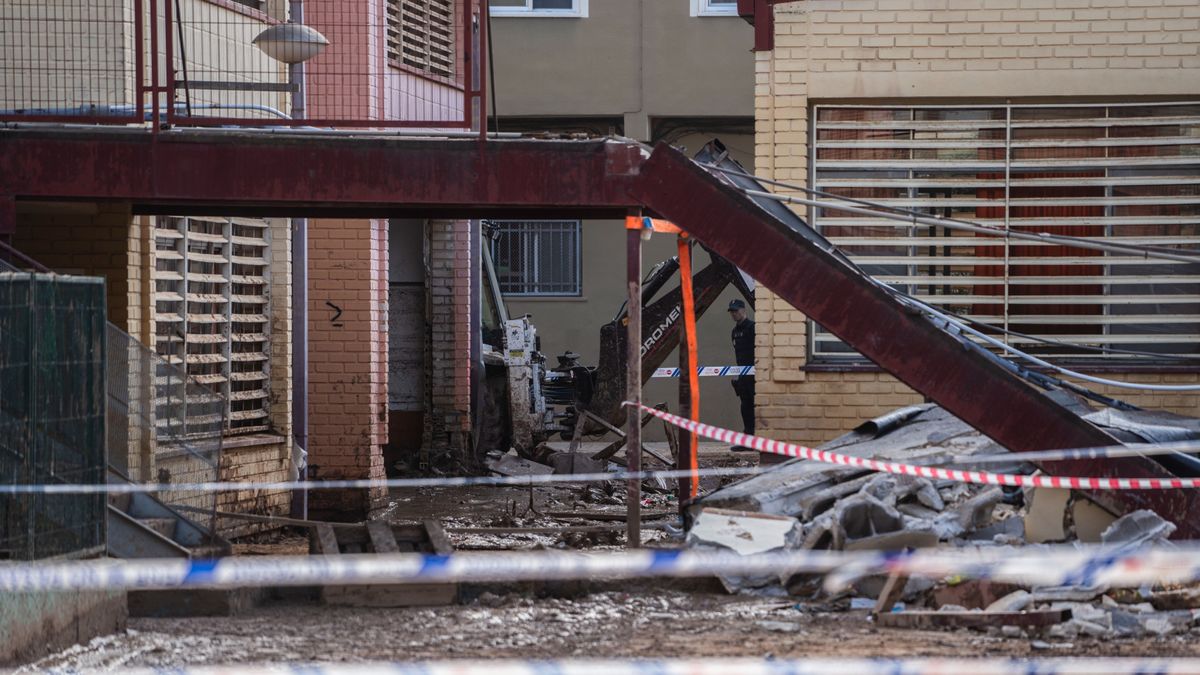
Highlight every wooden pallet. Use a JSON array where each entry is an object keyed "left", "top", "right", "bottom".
[{"left": 308, "top": 519, "right": 457, "bottom": 607}]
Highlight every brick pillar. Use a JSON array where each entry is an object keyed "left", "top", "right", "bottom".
[
  {"left": 307, "top": 218, "right": 388, "bottom": 520},
  {"left": 423, "top": 220, "right": 472, "bottom": 467}
]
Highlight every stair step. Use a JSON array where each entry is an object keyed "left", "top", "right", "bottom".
[{"left": 138, "top": 518, "right": 177, "bottom": 540}]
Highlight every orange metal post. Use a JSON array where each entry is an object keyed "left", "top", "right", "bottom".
[{"left": 677, "top": 235, "right": 700, "bottom": 499}]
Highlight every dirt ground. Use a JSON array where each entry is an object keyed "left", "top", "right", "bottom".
[
  {"left": 16, "top": 446, "right": 1200, "bottom": 671},
  {"left": 21, "top": 589, "right": 1200, "bottom": 671}
]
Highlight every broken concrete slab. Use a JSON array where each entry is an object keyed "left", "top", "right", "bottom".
[
  {"left": 986, "top": 590, "right": 1032, "bottom": 613},
  {"left": 1101, "top": 509, "right": 1177, "bottom": 547},
  {"left": 687, "top": 507, "right": 804, "bottom": 595},
  {"left": 688, "top": 508, "right": 801, "bottom": 556}
]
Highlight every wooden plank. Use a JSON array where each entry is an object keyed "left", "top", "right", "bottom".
[
  {"left": 446, "top": 525, "right": 645, "bottom": 535},
  {"left": 876, "top": 609, "right": 1070, "bottom": 630},
  {"left": 313, "top": 523, "right": 340, "bottom": 556},
  {"left": 423, "top": 520, "right": 454, "bottom": 556},
  {"left": 367, "top": 521, "right": 400, "bottom": 553},
  {"left": 390, "top": 524, "right": 429, "bottom": 544},
  {"left": 871, "top": 572, "right": 909, "bottom": 617},
  {"left": 545, "top": 509, "right": 673, "bottom": 522}
]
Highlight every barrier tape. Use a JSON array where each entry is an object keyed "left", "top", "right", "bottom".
[
  {"left": 0, "top": 465, "right": 774, "bottom": 496},
  {"left": 633, "top": 403, "right": 1200, "bottom": 491},
  {"left": 2, "top": 546, "right": 1200, "bottom": 593},
  {"left": 651, "top": 366, "right": 755, "bottom": 378},
  {"left": 113, "top": 659, "right": 1200, "bottom": 675}
]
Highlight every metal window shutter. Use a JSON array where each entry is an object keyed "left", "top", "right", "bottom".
[
  {"left": 811, "top": 102, "right": 1200, "bottom": 363},
  {"left": 387, "top": 0, "right": 456, "bottom": 80}
]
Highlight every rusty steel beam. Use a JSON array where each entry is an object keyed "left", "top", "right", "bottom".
[
  {"left": 0, "top": 129, "right": 644, "bottom": 219},
  {"left": 632, "top": 143, "right": 1200, "bottom": 538}
]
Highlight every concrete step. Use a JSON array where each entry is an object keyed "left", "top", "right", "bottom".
[{"left": 137, "top": 518, "right": 177, "bottom": 540}]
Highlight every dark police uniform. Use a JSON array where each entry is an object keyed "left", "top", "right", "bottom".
[{"left": 731, "top": 317, "right": 755, "bottom": 435}]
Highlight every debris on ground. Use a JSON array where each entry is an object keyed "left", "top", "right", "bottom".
[{"left": 684, "top": 404, "right": 1200, "bottom": 639}]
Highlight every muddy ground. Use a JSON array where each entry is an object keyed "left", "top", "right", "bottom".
[
  {"left": 22, "top": 589, "right": 1200, "bottom": 671},
  {"left": 16, "top": 445, "right": 1200, "bottom": 671}
]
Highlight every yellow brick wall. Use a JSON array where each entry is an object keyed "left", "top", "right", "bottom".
[{"left": 755, "top": 0, "right": 1200, "bottom": 447}]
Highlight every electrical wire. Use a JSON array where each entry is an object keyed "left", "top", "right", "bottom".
[
  {"left": 951, "top": 314, "right": 1200, "bottom": 364},
  {"left": 701, "top": 164, "right": 1200, "bottom": 386},
  {"left": 898, "top": 292, "right": 1200, "bottom": 391},
  {"left": 703, "top": 163, "right": 1200, "bottom": 264}
]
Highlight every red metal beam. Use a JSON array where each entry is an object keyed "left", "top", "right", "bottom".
[
  {"left": 632, "top": 142, "right": 1200, "bottom": 538},
  {"left": 0, "top": 129, "right": 645, "bottom": 219}
]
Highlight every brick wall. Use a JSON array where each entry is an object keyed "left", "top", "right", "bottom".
[
  {"left": 755, "top": 0, "right": 1200, "bottom": 447},
  {"left": 11, "top": 204, "right": 140, "bottom": 334},
  {"left": 307, "top": 218, "right": 388, "bottom": 520},
  {"left": 423, "top": 219, "right": 473, "bottom": 465}
]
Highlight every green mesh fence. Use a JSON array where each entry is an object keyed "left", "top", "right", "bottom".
[{"left": 0, "top": 272, "right": 106, "bottom": 560}]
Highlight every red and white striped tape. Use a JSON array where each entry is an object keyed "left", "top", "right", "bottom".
[{"left": 633, "top": 403, "right": 1200, "bottom": 491}]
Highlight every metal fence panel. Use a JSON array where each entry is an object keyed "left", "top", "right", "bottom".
[
  {"left": 0, "top": 0, "right": 143, "bottom": 124},
  {"left": 0, "top": 0, "right": 484, "bottom": 129},
  {"left": 0, "top": 272, "right": 106, "bottom": 561}
]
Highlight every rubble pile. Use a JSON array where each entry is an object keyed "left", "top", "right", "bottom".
[{"left": 687, "top": 404, "right": 1200, "bottom": 640}]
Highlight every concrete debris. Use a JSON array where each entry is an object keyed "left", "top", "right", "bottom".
[
  {"left": 683, "top": 403, "right": 1193, "bottom": 638},
  {"left": 1031, "top": 584, "right": 1110, "bottom": 603},
  {"left": 686, "top": 508, "right": 803, "bottom": 595},
  {"left": 485, "top": 453, "right": 554, "bottom": 477},
  {"left": 1101, "top": 509, "right": 1177, "bottom": 547},
  {"left": 985, "top": 590, "right": 1031, "bottom": 613}
]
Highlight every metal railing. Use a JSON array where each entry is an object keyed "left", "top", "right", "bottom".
[{"left": 0, "top": 0, "right": 487, "bottom": 132}]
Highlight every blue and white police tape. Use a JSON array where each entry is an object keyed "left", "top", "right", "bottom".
[
  {"left": 114, "top": 659, "right": 1200, "bottom": 675},
  {"left": 0, "top": 465, "right": 773, "bottom": 496},
  {"left": 651, "top": 366, "right": 755, "bottom": 378},
  {"left": 3, "top": 545, "right": 1200, "bottom": 593}
]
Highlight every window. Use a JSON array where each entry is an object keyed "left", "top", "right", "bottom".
[
  {"left": 810, "top": 102, "right": 1200, "bottom": 366},
  {"left": 691, "top": 0, "right": 738, "bottom": 16},
  {"left": 154, "top": 217, "right": 272, "bottom": 437},
  {"left": 387, "top": 0, "right": 457, "bottom": 80},
  {"left": 489, "top": 0, "right": 588, "bottom": 17},
  {"left": 490, "top": 220, "right": 582, "bottom": 296}
]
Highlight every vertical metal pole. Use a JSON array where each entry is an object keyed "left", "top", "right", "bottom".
[
  {"left": 477, "top": 0, "right": 489, "bottom": 143},
  {"left": 134, "top": 0, "right": 145, "bottom": 123},
  {"left": 165, "top": 0, "right": 174, "bottom": 127},
  {"left": 290, "top": 0, "right": 309, "bottom": 520},
  {"left": 676, "top": 234, "right": 699, "bottom": 511},
  {"left": 150, "top": 0, "right": 160, "bottom": 130},
  {"left": 677, "top": 313, "right": 692, "bottom": 516},
  {"left": 625, "top": 219, "right": 643, "bottom": 549}
]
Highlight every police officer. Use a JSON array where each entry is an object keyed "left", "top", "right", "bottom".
[{"left": 728, "top": 299, "right": 755, "bottom": 439}]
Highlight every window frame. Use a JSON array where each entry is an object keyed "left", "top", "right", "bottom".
[
  {"left": 488, "top": 0, "right": 589, "bottom": 18},
  {"left": 489, "top": 219, "right": 584, "bottom": 297},
  {"left": 806, "top": 101, "right": 1200, "bottom": 371},
  {"left": 691, "top": 0, "right": 739, "bottom": 17}
]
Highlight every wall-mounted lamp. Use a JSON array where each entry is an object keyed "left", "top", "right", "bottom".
[{"left": 252, "top": 22, "right": 330, "bottom": 65}]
